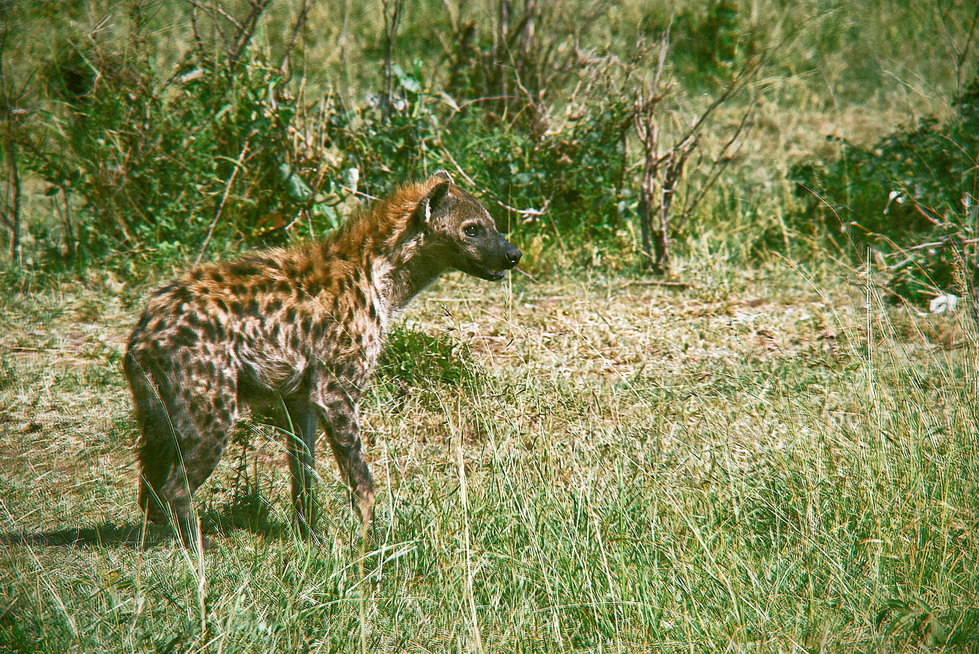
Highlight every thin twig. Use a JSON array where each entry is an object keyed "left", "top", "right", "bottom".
[
  {"left": 677, "top": 98, "right": 758, "bottom": 228},
  {"left": 627, "top": 279, "right": 697, "bottom": 289},
  {"left": 279, "top": 0, "right": 312, "bottom": 78},
  {"left": 380, "top": 0, "right": 404, "bottom": 118},
  {"left": 195, "top": 138, "right": 252, "bottom": 265},
  {"left": 185, "top": 0, "right": 242, "bottom": 30},
  {"left": 230, "top": 0, "right": 273, "bottom": 73}
]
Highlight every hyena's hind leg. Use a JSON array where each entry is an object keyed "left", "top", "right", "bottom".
[{"left": 127, "top": 358, "right": 238, "bottom": 546}]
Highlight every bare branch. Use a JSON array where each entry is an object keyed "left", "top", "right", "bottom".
[
  {"left": 195, "top": 137, "right": 253, "bottom": 265},
  {"left": 279, "top": 0, "right": 312, "bottom": 78},
  {"left": 677, "top": 99, "right": 757, "bottom": 229},
  {"left": 229, "top": 0, "right": 273, "bottom": 73},
  {"left": 381, "top": 0, "right": 405, "bottom": 118}
]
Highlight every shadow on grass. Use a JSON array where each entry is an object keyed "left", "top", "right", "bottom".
[
  {"left": 0, "top": 496, "right": 291, "bottom": 549},
  {"left": 0, "top": 522, "right": 153, "bottom": 548},
  {"left": 0, "top": 477, "right": 346, "bottom": 549}
]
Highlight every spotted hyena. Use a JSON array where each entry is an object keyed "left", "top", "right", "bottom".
[{"left": 124, "top": 171, "right": 521, "bottom": 544}]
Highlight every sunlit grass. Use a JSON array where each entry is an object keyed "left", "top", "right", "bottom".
[
  {"left": 2, "top": 1, "right": 978, "bottom": 650},
  {"left": 2, "top": 262, "right": 977, "bottom": 651}
]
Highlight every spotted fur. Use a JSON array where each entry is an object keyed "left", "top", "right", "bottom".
[{"left": 124, "top": 171, "right": 521, "bottom": 543}]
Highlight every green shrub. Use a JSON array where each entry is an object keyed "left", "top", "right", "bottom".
[
  {"left": 318, "top": 61, "right": 631, "bottom": 244},
  {"left": 26, "top": 39, "right": 324, "bottom": 268},
  {"left": 449, "top": 100, "right": 632, "bottom": 241},
  {"left": 790, "top": 78, "right": 979, "bottom": 303}
]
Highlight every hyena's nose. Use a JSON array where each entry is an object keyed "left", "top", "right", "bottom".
[{"left": 506, "top": 245, "right": 522, "bottom": 267}]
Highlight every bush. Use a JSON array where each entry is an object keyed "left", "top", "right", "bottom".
[
  {"left": 25, "top": 38, "right": 327, "bottom": 269},
  {"left": 790, "top": 78, "right": 979, "bottom": 303},
  {"left": 316, "top": 60, "right": 632, "bottom": 242},
  {"left": 9, "top": 4, "right": 716, "bottom": 273},
  {"left": 24, "top": 40, "right": 634, "bottom": 270}
]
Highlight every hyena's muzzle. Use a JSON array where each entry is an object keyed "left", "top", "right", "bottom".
[{"left": 465, "top": 230, "right": 522, "bottom": 281}]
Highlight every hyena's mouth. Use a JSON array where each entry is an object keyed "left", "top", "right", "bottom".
[
  {"left": 462, "top": 247, "right": 521, "bottom": 281},
  {"left": 460, "top": 260, "right": 509, "bottom": 281},
  {"left": 477, "top": 267, "right": 506, "bottom": 282}
]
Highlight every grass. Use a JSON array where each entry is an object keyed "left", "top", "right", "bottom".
[
  {"left": 1, "top": 257, "right": 978, "bottom": 652},
  {"left": 2, "top": 1, "right": 978, "bottom": 650}
]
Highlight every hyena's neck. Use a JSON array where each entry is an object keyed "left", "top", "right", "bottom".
[
  {"left": 328, "top": 220, "right": 446, "bottom": 317},
  {"left": 382, "top": 248, "right": 447, "bottom": 313}
]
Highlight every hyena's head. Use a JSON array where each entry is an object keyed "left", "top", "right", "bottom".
[{"left": 414, "top": 171, "right": 522, "bottom": 281}]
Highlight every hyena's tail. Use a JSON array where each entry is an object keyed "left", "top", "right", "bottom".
[{"left": 124, "top": 352, "right": 182, "bottom": 524}]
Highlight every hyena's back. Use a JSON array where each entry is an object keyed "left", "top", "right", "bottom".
[{"left": 128, "top": 246, "right": 371, "bottom": 397}]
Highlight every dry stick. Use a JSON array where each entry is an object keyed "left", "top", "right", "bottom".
[
  {"left": 676, "top": 99, "right": 757, "bottom": 231},
  {"left": 633, "top": 20, "right": 778, "bottom": 271},
  {"left": 934, "top": 0, "right": 979, "bottom": 93},
  {"left": 654, "top": 137, "right": 696, "bottom": 272},
  {"left": 669, "top": 18, "right": 811, "bottom": 233},
  {"left": 279, "top": 0, "right": 312, "bottom": 78},
  {"left": 230, "top": 0, "right": 273, "bottom": 72},
  {"left": 187, "top": 1, "right": 208, "bottom": 61},
  {"left": 627, "top": 280, "right": 696, "bottom": 289},
  {"left": 495, "top": 0, "right": 511, "bottom": 113},
  {"left": 186, "top": 0, "right": 242, "bottom": 31},
  {"left": 958, "top": 4, "right": 979, "bottom": 91},
  {"left": 634, "top": 128, "right": 663, "bottom": 270},
  {"left": 186, "top": 0, "right": 231, "bottom": 63},
  {"left": 3, "top": 140, "right": 20, "bottom": 262},
  {"left": 442, "top": 94, "right": 521, "bottom": 117},
  {"left": 439, "top": 0, "right": 459, "bottom": 33},
  {"left": 1, "top": 14, "right": 27, "bottom": 258},
  {"left": 636, "top": 149, "right": 659, "bottom": 270},
  {"left": 380, "top": 0, "right": 404, "bottom": 118},
  {"left": 195, "top": 139, "right": 251, "bottom": 265},
  {"left": 633, "top": 31, "right": 670, "bottom": 271}
]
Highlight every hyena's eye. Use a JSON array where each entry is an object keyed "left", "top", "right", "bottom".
[{"left": 463, "top": 224, "right": 482, "bottom": 238}]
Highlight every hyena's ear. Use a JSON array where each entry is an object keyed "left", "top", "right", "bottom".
[
  {"left": 415, "top": 180, "right": 451, "bottom": 225},
  {"left": 430, "top": 169, "right": 453, "bottom": 184}
]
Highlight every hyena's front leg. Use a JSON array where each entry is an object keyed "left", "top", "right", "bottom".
[{"left": 315, "top": 391, "right": 375, "bottom": 529}]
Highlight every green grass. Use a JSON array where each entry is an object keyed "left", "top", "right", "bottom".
[
  {"left": 2, "top": 262, "right": 978, "bottom": 652},
  {"left": 3, "top": 1, "right": 979, "bottom": 650}
]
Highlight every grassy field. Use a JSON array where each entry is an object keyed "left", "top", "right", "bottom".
[
  {"left": 2, "top": 0, "right": 979, "bottom": 651},
  {"left": 1, "top": 255, "right": 978, "bottom": 652}
]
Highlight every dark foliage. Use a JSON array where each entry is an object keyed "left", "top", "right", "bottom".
[
  {"left": 25, "top": 36, "right": 316, "bottom": 269},
  {"left": 791, "top": 78, "right": 979, "bottom": 302}
]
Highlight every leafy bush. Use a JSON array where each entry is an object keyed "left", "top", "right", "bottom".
[
  {"left": 25, "top": 38, "right": 325, "bottom": 268},
  {"left": 318, "top": 61, "right": 631, "bottom": 245},
  {"left": 790, "top": 78, "right": 979, "bottom": 303},
  {"left": 26, "top": 38, "right": 634, "bottom": 270},
  {"left": 9, "top": 4, "right": 721, "bottom": 273},
  {"left": 451, "top": 99, "right": 632, "bottom": 241}
]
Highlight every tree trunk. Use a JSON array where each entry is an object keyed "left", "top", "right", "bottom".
[
  {"left": 638, "top": 153, "right": 658, "bottom": 272},
  {"left": 2, "top": 137, "right": 20, "bottom": 263}
]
